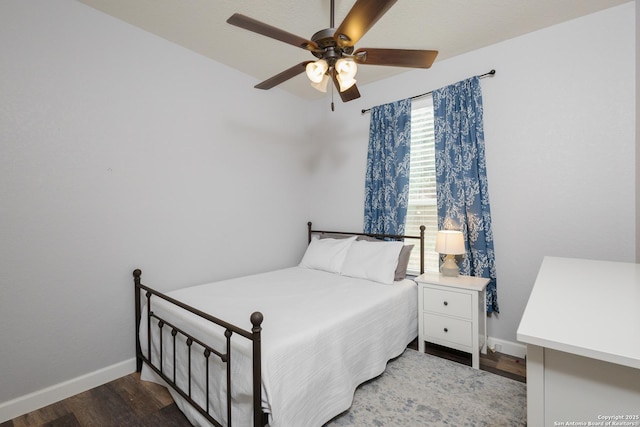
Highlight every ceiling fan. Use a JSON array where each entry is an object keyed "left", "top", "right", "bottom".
[{"left": 227, "top": 0, "right": 438, "bottom": 103}]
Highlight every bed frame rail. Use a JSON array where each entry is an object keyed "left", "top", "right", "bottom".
[{"left": 134, "top": 269, "right": 264, "bottom": 427}]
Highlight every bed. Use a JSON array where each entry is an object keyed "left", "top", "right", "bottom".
[{"left": 134, "top": 222, "right": 425, "bottom": 427}]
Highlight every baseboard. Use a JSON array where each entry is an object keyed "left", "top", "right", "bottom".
[
  {"left": 0, "top": 358, "right": 137, "bottom": 423},
  {"left": 487, "top": 337, "right": 527, "bottom": 359}
]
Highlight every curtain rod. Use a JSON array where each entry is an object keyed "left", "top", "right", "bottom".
[{"left": 361, "top": 69, "right": 496, "bottom": 114}]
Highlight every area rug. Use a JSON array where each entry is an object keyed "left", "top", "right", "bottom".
[{"left": 324, "top": 349, "right": 527, "bottom": 426}]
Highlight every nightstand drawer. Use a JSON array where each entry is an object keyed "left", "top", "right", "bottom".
[
  {"left": 423, "top": 287, "right": 472, "bottom": 319},
  {"left": 423, "top": 313, "right": 472, "bottom": 347}
]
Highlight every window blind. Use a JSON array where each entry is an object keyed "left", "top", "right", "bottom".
[{"left": 407, "top": 97, "right": 439, "bottom": 274}]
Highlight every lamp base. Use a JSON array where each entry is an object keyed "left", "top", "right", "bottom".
[{"left": 441, "top": 255, "right": 460, "bottom": 277}]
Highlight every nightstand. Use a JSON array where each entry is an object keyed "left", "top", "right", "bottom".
[{"left": 415, "top": 272, "right": 489, "bottom": 369}]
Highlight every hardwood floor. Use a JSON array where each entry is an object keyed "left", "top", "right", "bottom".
[
  {"left": 418, "top": 340, "right": 526, "bottom": 383},
  {"left": 3, "top": 346, "right": 525, "bottom": 426},
  {"left": 1, "top": 373, "right": 191, "bottom": 427}
]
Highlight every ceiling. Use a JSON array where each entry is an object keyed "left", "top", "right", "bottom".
[{"left": 77, "top": 0, "right": 631, "bottom": 100}]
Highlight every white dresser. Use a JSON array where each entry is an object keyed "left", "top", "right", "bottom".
[
  {"left": 415, "top": 272, "right": 489, "bottom": 369},
  {"left": 517, "top": 257, "right": 640, "bottom": 426}
]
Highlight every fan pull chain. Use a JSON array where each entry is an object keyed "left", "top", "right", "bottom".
[{"left": 331, "top": 77, "right": 335, "bottom": 111}]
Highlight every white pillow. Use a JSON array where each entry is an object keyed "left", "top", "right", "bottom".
[
  {"left": 299, "top": 236, "right": 357, "bottom": 273},
  {"left": 341, "top": 240, "right": 404, "bottom": 285}
]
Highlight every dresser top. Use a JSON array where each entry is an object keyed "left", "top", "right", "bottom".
[
  {"left": 415, "top": 271, "right": 489, "bottom": 291},
  {"left": 517, "top": 256, "right": 640, "bottom": 369}
]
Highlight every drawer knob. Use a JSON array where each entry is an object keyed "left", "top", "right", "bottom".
[
  {"left": 443, "top": 301, "right": 448, "bottom": 306},
  {"left": 444, "top": 328, "right": 448, "bottom": 333}
]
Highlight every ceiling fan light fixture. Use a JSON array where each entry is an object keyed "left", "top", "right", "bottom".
[
  {"left": 310, "top": 74, "right": 329, "bottom": 92},
  {"left": 337, "top": 74, "right": 357, "bottom": 92},
  {"left": 335, "top": 58, "right": 357, "bottom": 80},
  {"left": 335, "top": 57, "right": 357, "bottom": 91},
  {"left": 305, "top": 59, "right": 329, "bottom": 83}
]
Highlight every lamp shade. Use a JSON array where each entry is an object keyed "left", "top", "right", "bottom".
[
  {"left": 336, "top": 74, "right": 356, "bottom": 92},
  {"left": 335, "top": 58, "right": 357, "bottom": 92},
  {"left": 310, "top": 74, "right": 329, "bottom": 92},
  {"left": 435, "top": 230, "right": 465, "bottom": 255},
  {"left": 335, "top": 58, "right": 357, "bottom": 79},
  {"left": 305, "top": 59, "right": 328, "bottom": 84}
]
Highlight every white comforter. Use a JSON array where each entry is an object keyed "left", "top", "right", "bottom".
[{"left": 140, "top": 267, "right": 418, "bottom": 427}]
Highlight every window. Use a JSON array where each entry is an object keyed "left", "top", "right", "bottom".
[{"left": 406, "top": 97, "right": 439, "bottom": 273}]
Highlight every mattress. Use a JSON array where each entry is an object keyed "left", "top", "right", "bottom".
[{"left": 139, "top": 266, "right": 418, "bottom": 426}]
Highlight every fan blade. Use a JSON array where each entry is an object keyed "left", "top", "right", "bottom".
[
  {"left": 330, "top": 69, "right": 361, "bottom": 102},
  {"left": 227, "top": 14, "right": 318, "bottom": 51},
  {"left": 334, "top": 0, "right": 397, "bottom": 48},
  {"left": 354, "top": 48, "right": 438, "bottom": 68},
  {"left": 255, "top": 62, "right": 312, "bottom": 90},
  {"left": 339, "top": 83, "right": 361, "bottom": 102}
]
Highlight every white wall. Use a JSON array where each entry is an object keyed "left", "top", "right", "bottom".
[
  {"left": 306, "top": 3, "right": 636, "bottom": 347},
  {"left": 0, "top": 0, "right": 313, "bottom": 411}
]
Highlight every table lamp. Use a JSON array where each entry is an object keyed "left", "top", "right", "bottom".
[{"left": 435, "top": 230, "right": 465, "bottom": 276}]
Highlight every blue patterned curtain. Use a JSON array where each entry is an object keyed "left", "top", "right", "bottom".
[
  {"left": 433, "top": 77, "right": 498, "bottom": 314},
  {"left": 364, "top": 99, "right": 411, "bottom": 235}
]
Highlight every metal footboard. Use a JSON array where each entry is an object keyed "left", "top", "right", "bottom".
[{"left": 134, "top": 269, "right": 264, "bottom": 427}]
